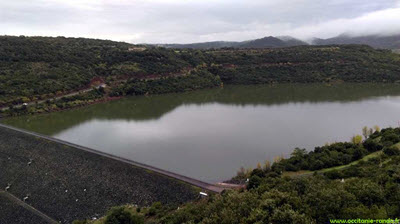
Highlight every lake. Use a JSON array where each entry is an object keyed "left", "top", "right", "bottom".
[{"left": 3, "top": 83, "right": 400, "bottom": 183}]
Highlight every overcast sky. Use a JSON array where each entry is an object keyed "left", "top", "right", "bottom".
[{"left": 1, "top": 0, "right": 400, "bottom": 44}]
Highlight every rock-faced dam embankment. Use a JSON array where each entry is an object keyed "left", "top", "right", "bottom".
[{"left": 0, "top": 124, "right": 219, "bottom": 223}]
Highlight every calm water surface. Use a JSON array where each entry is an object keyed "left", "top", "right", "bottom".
[{"left": 3, "top": 83, "right": 400, "bottom": 183}]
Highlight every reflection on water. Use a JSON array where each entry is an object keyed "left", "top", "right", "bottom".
[{"left": 3, "top": 83, "right": 400, "bottom": 182}]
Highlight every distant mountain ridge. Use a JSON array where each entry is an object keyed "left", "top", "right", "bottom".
[
  {"left": 313, "top": 34, "right": 400, "bottom": 50},
  {"left": 155, "top": 34, "right": 400, "bottom": 50},
  {"left": 157, "top": 36, "right": 308, "bottom": 49},
  {"left": 238, "top": 36, "right": 308, "bottom": 48}
]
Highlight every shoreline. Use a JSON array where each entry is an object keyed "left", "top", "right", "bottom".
[{"left": 3, "top": 81, "right": 400, "bottom": 119}]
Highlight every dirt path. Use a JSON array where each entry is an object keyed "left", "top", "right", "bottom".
[
  {"left": 0, "top": 67, "right": 193, "bottom": 112},
  {"left": 0, "top": 84, "right": 106, "bottom": 111}
]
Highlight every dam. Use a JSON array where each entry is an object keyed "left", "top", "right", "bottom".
[{"left": 0, "top": 124, "right": 224, "bottom": 223}]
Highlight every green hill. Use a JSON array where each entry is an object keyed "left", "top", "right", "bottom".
[{"left": 1, "top": 36, "right": 400, "bottom": 116}]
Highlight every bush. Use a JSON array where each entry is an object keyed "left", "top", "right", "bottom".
[
  {"left": 309, "top": 160, "right": 324, "bottom": 171},
  {"left": 342, "top": 165, "right": 361, "bottom": 178},
  {"left": 147, "top": 202, "right": 163, "bottom": 217},
  {"left": 382, "top": 132, "right": 400, "bottom": 144},
  {"left": 383, "top": 146, "right": 400, "bottom": 156},
  {"left": 105, "top": 207, "right": 144, "bottom": 224},
  {"left": 248, "top": 175, "right": 262, "bottom": 189},
  {"left": 382, "top": 141, "right": 394, "bottom": 147},
  {"left": 324, "top": 170, "right": 343, "bottom": 179},
  {"left": 363, "top": 139, "right": 383, "bottom": 152},
  {"left": 250, "top": 168, "right": 265, "bottom": 178},
  {"left": 352, "top": 147, "right": 368, "bottom": 160},
  {"left": 266, "top": 172, "right": 280, "bottom": 178}
]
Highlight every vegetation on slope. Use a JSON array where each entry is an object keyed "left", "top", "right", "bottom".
[
  {"left": 0, "top": 36, "right": 190, "bottom": 107},
  {"left": 110, "top": 68, "right": 221, "bottom": 96},
  {"left": 268, "top": 126, "right": 391, "bottom": 173},
  {"left": 1, "top": 36, "right": 400, "bottom": 117},
  {"left": 208, "top": 45, "right": 400, "bottom": 84},
  {"left": 78, "top": 127, "right": 400, "bottom": 224},
  {"left": 3, "top": 88, "right": 106, "bottom": 116}
]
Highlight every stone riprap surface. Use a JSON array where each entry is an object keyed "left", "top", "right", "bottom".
[
  {"left": 0, "top": 126, "right": 198, "bottom": 223},
  {"left": 0, "top": 191, "right": 55, "bottom": 224}
]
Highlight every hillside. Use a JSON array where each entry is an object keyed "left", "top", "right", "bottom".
[
  {"left": 313, "top": 34, "right": 400, "bottom": 50},
  {"left": 1, "top": 36, "right": 400, "bottom": 117},
  {"left": 206, "top": 45, "right": 400, "bottom": 84},
  {"left": 0, "top": 36, "right": 193, "bottom": 107}
]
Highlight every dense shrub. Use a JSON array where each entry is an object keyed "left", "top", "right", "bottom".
[
  {"left": 324, "top": 170, "right": 344, "bottom": 179},
  {"left": 384, "top": 146, "right": 400, "bottom": 156},
  {"left": 111, "top": 69, "right": 221, "bottom": 97},
  {"left": 272, "top": 128, "right": 400, "bottom": 172},
  {"left": 363, "top": 139, "right": 383, "bottom": 152},
  {"left": 105, "top": 207, "right": 144, "bottom": 224}
]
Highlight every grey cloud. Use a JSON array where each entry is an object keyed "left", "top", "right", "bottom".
[
  {"left": 0, "top": 0, "right": 399, "bottom": 43},
  {"left": 0, "top": 1, "right": 81, "bottom": 28}
]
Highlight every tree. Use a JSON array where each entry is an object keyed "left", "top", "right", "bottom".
[
  {"left": 237, "top": 166, "right": 246, "bottom": 178},
  {"left": 351, "top": 135, "right": 363, "bottom": 145},
  {"left": 264, "top": 160, "right": 271, "bottom": 172},
  {"left": 382, "top": 132, "right": 400, "bottom": 143},
  {"left": 270, "top": 206, "right": 315, "bottom": 224},
  {"left": 352, "top": 147, "right": 367, "bottom": 160},
  {"left": 363, "top": 139, "right": 383, "bottom": 152},
  {"left": 362, "top": 126, "right": 368, "bottom": 139},
  {"left": 274, "top": 155, "right": 284, "bottom": 163},
  {"left": 247, "top": 175, "right": 262, "bottom": 189},
  {"left": 362, "top": 126, "right": 373, "bottom": 139},
  {"left": 291, "top": 148, "right": 307, "bottom": 158},
  {"left": 344, "top": 179, "right": 385, "bottom": 206}
]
